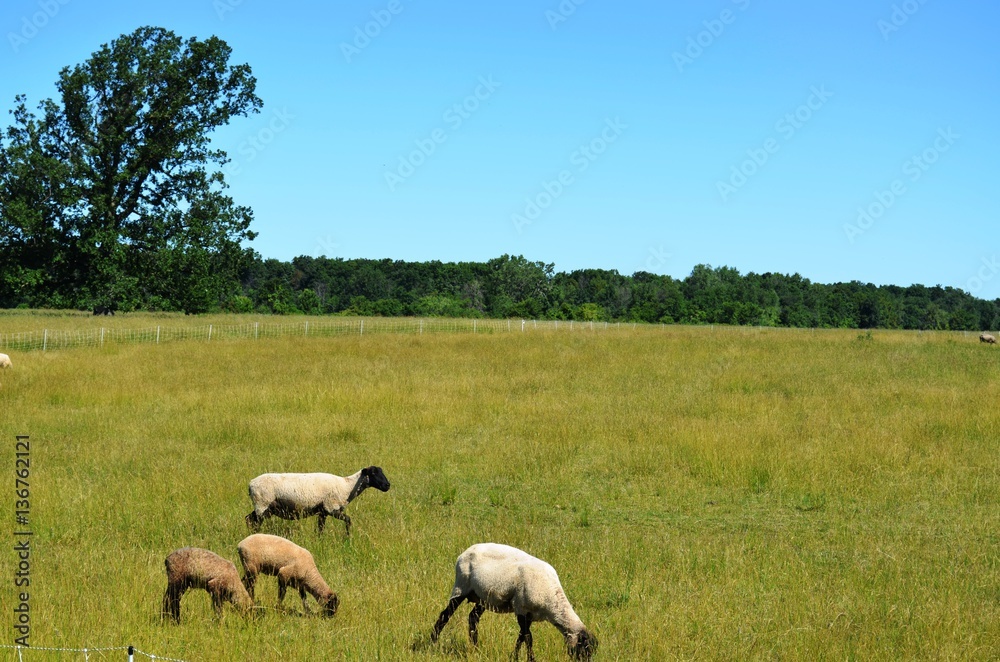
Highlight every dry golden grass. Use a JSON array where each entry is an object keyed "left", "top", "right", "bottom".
[{"left": 0, "top": 317, "right": 996, "bottom": 660}]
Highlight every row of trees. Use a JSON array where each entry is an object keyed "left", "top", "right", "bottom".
[{"left": 235, "top": 255, "right": 1000, "bottom": 331}]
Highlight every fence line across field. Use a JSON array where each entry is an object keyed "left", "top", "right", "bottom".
[
  {"left": 0, "top": 318, "right": 650, "bottom": 353},
  {"left": 0, "top": 319, "right": 967, "bottom": 354},
  {"left": 0, "top": 644, "right": 186, "bottom": 661}
]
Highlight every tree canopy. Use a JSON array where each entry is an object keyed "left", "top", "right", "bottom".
[
  {"left": 233, "top": 255, "right": 1000, "bottom": 332},
  {"left": 0, "top": 26, "right": 261, "bottom": 312}
]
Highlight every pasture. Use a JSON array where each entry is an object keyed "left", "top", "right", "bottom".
[{"left": 0, "top": 314, "right": 997, "bottom": 660}]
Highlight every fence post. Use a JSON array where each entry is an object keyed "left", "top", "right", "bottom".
[
  {"left": 507, "top": 320, "right": 511, "bottom": 332},
  {"left": 360, "top": 320, "right": 364, "bottom": 336},
  {"left": 420, "top": 320, "right": 423, "bottom": 334},
  {"left": 473, "top": 319, "right": 477, "bottom": 333},
  {"left": 100, "top": 328, "right": 105, "bottom": 348},
  {"left": 128, "top": 645, "right": 134, "bottom": 662},
  {"left": 255, "top": 322, "right": 259, "bottom": 340},
  {"left": 156, "top": 326, "right": 160, "bottom": 344},
  {"left": 305, "top": 321, "right": 309, "bottom": 336},
  {"left": 43, "top": 329, "right": 47, "bottom": 352},
  {"left": 208, "top": 324, "right": 213, "bottom": 342},
  {"left": 521, "top": 320, "right": 525, "bottom": 332}
]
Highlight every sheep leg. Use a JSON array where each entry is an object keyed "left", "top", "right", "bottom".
[
  {"left": 208, "top": 579, "right": 225, "bottom": 616},
  {"left": 316, "top": 513, "right": 327, "bottom": 534},
  {"left": 431, "top": 595, "right": 466, "bottom": 642},
  {"left": 277, "top": 580, "right": 288, "bottom": 609},
  {"left": 242, "top": 572, "right": 257, "bottom": 600},
  {"left": 299, "top": 585, "right": 311, "bottom": 614},
  {"left": 162, "top": 583, "right": 183, "bottom": 623},
  {"left": 276, "top": 567, "right": 295, "bottom": 610},
  {"left": 514, "top": 614, "right": 534, "bottom": 662},
  {"left": 468, "top": 602, "right": 486, "bottom": 646},
  {"left": 329, "top": 509, "right": 352, "bottom": 535}
]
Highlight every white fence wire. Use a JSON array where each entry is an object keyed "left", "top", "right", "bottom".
[
  {"left": 0, "top": 644, "right": 185, "bottom": 661},
  {"left": 0, "top": 318, "right": 640, "bottom": 353}
]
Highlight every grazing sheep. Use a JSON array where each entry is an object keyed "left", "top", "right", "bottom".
[
  {"left": 431, "top": 543, "right": 597, "bottom": 661},
  {"left": 0, "top": 353, "right": 11, "bottom": 369},
  {"left": 237, "top": 533, "right": 339, "bottom": 616},
  {"left": 245, "top": 466, "right": 391, "bottom": 535},
  {"left": 980, "top": 333, "right": 996, "bottom": 344},
  {"left": 162, "top": 547, "right": 252, "bottom": 623}
]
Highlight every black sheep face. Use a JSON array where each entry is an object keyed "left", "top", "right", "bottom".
[
  {"left": 569, "top": 630, "right": 597, "bottom": 660},
  {"left": 321, "top": 594, "right": 339, "bottom": 617},
  {"left": 363, "top": 466, "right": 391, "bottom": 492}
]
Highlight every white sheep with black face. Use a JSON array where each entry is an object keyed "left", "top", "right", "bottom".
[
  {"left": 0, "top": 353, "right": 11, "bottom": 369},
  {"left": 431, "top": 543, "right": 597, "bottom": 661},
  {"left": 980, "top": 333, "right": 996, "bottom": 344},
  {"left": 245, "top": 466, "right": 391, "bottom": 535}
]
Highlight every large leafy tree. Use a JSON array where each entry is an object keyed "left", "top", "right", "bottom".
[{"left": 0, "top": 26, "right": 262, "bottom": 311}]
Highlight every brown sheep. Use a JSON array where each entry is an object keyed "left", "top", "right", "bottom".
[
  {"left": 237, "top": 534, "right": 339, "bottom": 617},
  {"left": 980, "top": 333, "right": 996, "bottom": 344},
  {"left": 162, "top": 547, "right": 253, "bottom": 623}
]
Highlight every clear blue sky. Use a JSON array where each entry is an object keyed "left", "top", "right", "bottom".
[{"left": 2, "top": 0, "right": 998, "bottom": 296}]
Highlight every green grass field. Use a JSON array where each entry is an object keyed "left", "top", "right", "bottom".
[{"left": 0, "top": 314, "right": 997, "bottom": 660}]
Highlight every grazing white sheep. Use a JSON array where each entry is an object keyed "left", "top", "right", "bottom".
[
  {"left": 431, "top": 543, "right": 597, "bottom": 661},
  {"left": 980, "top": 333, "right": 996, "bottom": 344},
  {"left": 237, "top": 533, "right": 339, "bottom": 616},
  {"left": 162, "top": 547, "right": 253, "bottom": 623},
  {"left": 245, "top": 466, "right": 391, "bottom": 535},
  {"left": 0, "top": 353, "right": 11, "bottom": 369}
]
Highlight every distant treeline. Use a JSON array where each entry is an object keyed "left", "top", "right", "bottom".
[{"left": 230, "top": 254, "right": 999, "bottom": 331}]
